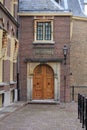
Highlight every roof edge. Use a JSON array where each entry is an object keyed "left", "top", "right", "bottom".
[
  {"left": 18, "top": 12, "right": 72, "bottom": 16},
  {"left": 73, "top": 16, "right": 87, "bottom": 21}
]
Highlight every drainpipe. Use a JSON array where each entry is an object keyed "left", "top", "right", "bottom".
[
  {"left": 17, "top": 72, "right": 20, "bottom": 101},
  {"left": 17, "top": 0, "right": 20, "bottom": 100}
]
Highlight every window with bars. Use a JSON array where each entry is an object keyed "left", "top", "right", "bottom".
[{"left": 36, "top": 22, "right": 51, "bottom": 41}]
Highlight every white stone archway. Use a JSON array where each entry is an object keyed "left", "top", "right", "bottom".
[{"left": 27, "top": 62, "right": 60, "bottom": 102}]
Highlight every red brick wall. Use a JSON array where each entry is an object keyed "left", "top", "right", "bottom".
[
  {"left": 70, "top": 19, "right": 87, "bottom": 86},
  {"left": 54, "top": 16, "right": 71, "bottom": 102},
  {"left": 70, "top": 19, "right": 87, "bottom": 101},
  {"left": 19, "top": 16, "right": 71, "bottom": 102}
]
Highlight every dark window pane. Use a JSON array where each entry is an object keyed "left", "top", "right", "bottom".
[
  {"left": 36, "top": 22, "right": 51, "bottom": 41},
  {"left": 37, "top": 22, "right": 43, "bottom": 40},
  {"left": 45, "top": 22, "right": 51, "bottom": 40}
]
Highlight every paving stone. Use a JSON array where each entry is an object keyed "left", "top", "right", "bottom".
[{"left": 0, "top": 102, "right": 84, "bottom": 130}]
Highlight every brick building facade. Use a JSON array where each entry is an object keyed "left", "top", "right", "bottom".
[
  {"left": 0, "top": 0, "right": 87, "bottom": 106},
  {"left": 18, "top": 0, "right": 71, "bottom": 102},
  {"left": 0, "top": 0, "right": 19, "bottom": 107},
  {"left": 18, "top": 0, "right": 87, "bottom": 102},
  {"left": 57, "top": 0, "right": 87, "bottom": 101},
  {"left": 70, "top": 17, "right": 87, "bottom": 101}
]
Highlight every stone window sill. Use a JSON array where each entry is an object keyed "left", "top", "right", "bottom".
[
  {"left": 0, "top": 82, "right": 9, "bottom": 86},
  {"left": 33, "top": 41, "right": 55, "bottom": 44},
  {"left": 10, "top": 81, "right": 17, "bottom": 85}
]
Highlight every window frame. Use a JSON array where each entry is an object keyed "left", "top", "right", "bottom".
[{"left": 34, "top": 20, "right": 54, "bottom": 44}]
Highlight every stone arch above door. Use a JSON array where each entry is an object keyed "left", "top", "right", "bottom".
[{"left": 27, "top": 62, "right": 60, "bottom": 101}]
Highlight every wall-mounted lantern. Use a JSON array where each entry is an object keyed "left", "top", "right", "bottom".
[{"left": 63, "top": 45, "right": 68, "bottom": 65}]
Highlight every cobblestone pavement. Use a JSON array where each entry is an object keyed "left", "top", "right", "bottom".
[{"left": 0, "top": 102, "right": 84, "bottom": 130}]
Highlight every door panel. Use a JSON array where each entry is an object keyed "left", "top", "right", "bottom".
[
  {"left": 33, "top": 78, "right": 43, "bottom": 99},
  {"left": 44, "top": 77, "right": 54, "bottom": 99},
  {"left": 33, "top": 65, "right": 54, "bottom": 100}
]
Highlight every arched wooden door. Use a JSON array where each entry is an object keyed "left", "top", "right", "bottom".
[{"left": 33, "top": 64, "right": 54, "bottom": 100}]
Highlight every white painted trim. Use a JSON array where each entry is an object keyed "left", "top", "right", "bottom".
[
  {"left": 0, "top": 90, "right": 5, "bottom": 94},
  {"left": 78, "top": 0, "right": 85, "bottom": 15},
  {"left": 14, "top": 89, "right": 18, "bottom": 102},
  {"left": 64, "top": 0, "right": 68, "bottom": 9},
  {"left": 84, "top": 0, "right": 87, "bottom": 4},
  {"left": 4, "top": 91, "right": 10, "bottom": 106},
  {"left": 18, "top": 12, "right": 72, "bottom": 16},
  {"left": 0, "top": 82, "right": 9, "bottom": 86},
  {"left": 10, "top": 81, "right": 17, "bottom": 85}
]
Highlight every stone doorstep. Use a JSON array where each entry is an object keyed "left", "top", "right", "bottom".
[{"left": 28, "top": 100, "right": 60, "bottom": 104}]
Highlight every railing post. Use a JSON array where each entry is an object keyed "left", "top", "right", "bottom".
[
  {"left": 82, "top": 95, "right": 85, "bottom": 128},
  {"left": 78, "top": 93, "right": 80, "bottom": 119},
  {"left": 72, "top": 86, "right": 74, "bottom": 101},
  {"left": 80, "top": 94, "right": 82, "bottom": 123},
  {"left": 85, "top": 98, "right": 87, "bottom": 130},
  {"left": 17, "top": 73, "right": 20, "bottom": 101},
  {"left": 78, "top": 94, "right": 87, "bottom": 129}
]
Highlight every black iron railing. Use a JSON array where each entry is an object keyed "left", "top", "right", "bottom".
[{"left": 78, "top": 93, "right": 87, "bottom": 130}]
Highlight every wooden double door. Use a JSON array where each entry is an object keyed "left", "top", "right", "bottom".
[{"left": 33, "top": 65, "right": 54, "bottom": 100}]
